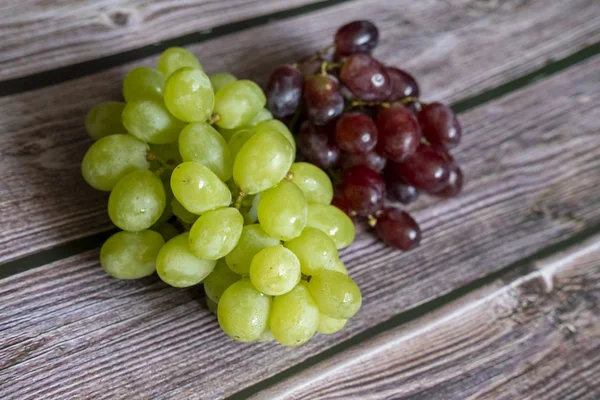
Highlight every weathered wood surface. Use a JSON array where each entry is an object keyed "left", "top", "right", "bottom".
[
  {"left": 1, "top": 0, "right": 599, "bottom": 264},
  {"left": 252, "top": 235, "right": 600, "bottom": 400},
  {"left": 1, "top": 58, "right": 599, "bottom": 399},
  {"left": 0, "top": 0, "right": 323, "bottom": 81}
]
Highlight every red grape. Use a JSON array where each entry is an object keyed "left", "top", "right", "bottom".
[
  {"left": 335, "top": 20, "right": 379, "bottom": 56},
  {"left": 297, "top": 121, "right": 341, "bottom": 169},
  {"left": 387, "top": 67, "right": 420, "bottom": 100},
  {"left": 304, "top": 74, "right": 344, "bottom": 125},
  {"left": 434, "top": 151, "right": 463, "bottom": 198},
  {"left": 375, "top": 104, "right": 421, "bottom": 162},
  {"left": 331, "top": 186, "right": 355, "bottom": 217},
  {"left": 384, "top": 166, "right": 419, "bottom": 204},
  {"left": 266, "top": 65, "right": 304, "bottom": 118},
  {"left": 340, "top": 54, "right": 392, "bottom": 102},
  {"left": 375, "top": 208, "right": 420, "bottom": 250},
  {"left": 418, "top": 102, "right": 461, "bottom": 149},
  {"left": 341, "top": 165, "right": 385, "bottom": 216},
  {"left": 335, "top": 112, "right": 378, "bottom": 154},
  {"left": 341, "top": 151, "right": 387, "bottom": 173},
  {"left": 391, "top": 144, "right": 450, "bottom": 193}
]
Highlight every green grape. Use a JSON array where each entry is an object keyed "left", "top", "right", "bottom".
[
  {"left": 158, "top": 47, "right": 202, "bottom": 77},
  {"left": 307, "top": 270, "right": 362, "bottom": 319},
  {"left": 189, "top": 207, "right": 244, "bottom": 260},
  {"left": 227, "top": 128, "right": 255, "bottom": 161},
  {"left": 218, "top": 279, "right": 271, "bottom": 342},
  {"left": 108, "top": 170, "right": 166, "bottom": 232},
  {"left": 233, "top": 130, "right": 294, "bottom": 194},
  {"left": 270, "top": 282, "right": 319, "bottom": 346},
  {"left": 81, "top": 134, "right": 149, "bottom": 191},
  {"left": 256, "top": 328, "right": 275, "bottom": 343},
  {"left": 204, "top": 259, "right": 241, "bottom": 303},
  {"left": 258, "top": 180, "right": 307, "bottom": 241},
  {"left": 123, "top": 66, "right": 165, "bottom": 103},
  {"left": 153, "top": 222, "right": 179, "bottom": 241},
  {"left": 246, "top": 193, "right": 260, "bottom": 224},
  {"left": 164, "top": 67, "right": 214, "bottom": 123},
  {"left": 317, "top": 314, "right": 347, "bottom": 334},
  {"left": 306, "top": 204, "right": 355, "bottom": 249},
  {"left": 284, "top": 227, "right": 338, "bottom": 276},
  {"left": 149, "top": 142, "right": 182, "bottom": 167},
  {"left": 209, "top": 72, "right": 237, "bottom": 93},
  {"left": 178, "top": 122, "right": 232, "bottom": 181},
  {"left": 171, "top": 198, "right": 198, "bottom": 224},
  {"left": 248, "top": 108, "right": 273, "bottom": 126},
  {"left": 288, "top": 162, "right": 333, "bottom": 204},
  {"left": 100, "top": 230, "right": 164, "bottom": 279},
  {"left": 225, "top": 224, "right": 280, "bottom": 276},
  {"left": 255, "top": 119, "right": 295, "bottom": 152},
  {"left": 206, "top": 297, "right": 218, "bottom": 314},
  {"left": 85, "top": 101, "right": 126, "bottom": 140},
  {"left": 170, "top": 162, "right": 231, "bottom": 214},
  {"left": 122, "top": 100, "right": 184, "bottom": 144},
  {"left": 214, "top": 80, "right": 266, "bottom": 129},
  {"left": 330, "top": 258, "right": 349, "bottom": 275},
  {"left": 249, "top": 245, "right": 301, "bottom": 295},
  {"left": 157, "top": 233, "right": 216, "bottom": 287}
]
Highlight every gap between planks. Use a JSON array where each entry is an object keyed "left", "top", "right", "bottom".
[
  {"left": 1, "top": 57, "right": 599, "bottom": 399},
  {"left": 1, "top": 0, "right": 599, "bottom": 266},
  {"left": 247, "top": 233, "right": 600, "bottom": 400}
]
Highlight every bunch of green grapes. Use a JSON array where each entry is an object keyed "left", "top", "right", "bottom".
[{"left": 81, "top": 47, "right": 362, "bottom": 346}]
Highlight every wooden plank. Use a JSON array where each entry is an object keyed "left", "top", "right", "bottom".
[
  {"left": 251, "top": 235, "right": 600, "bottom": 400},
  {"left": 1, "top": 0, "right": 599, "bottom": 264},
  {"left": 0, "top": 0, "right": 325, "bottom": 81},
  {"left": 1, "top": 58, "right": 599, "bottom": 399}
]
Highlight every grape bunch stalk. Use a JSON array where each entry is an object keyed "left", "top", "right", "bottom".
[
  {"left": 82, "top": 47, "right": 362, "bottom": 346},
  {"left": 266, "top": 20, "right": 464, "bottom": 251}
]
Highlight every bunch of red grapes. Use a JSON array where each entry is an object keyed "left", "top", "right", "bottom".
[{"left": 265, "top": 20, "right": 463, "bottom": 251}]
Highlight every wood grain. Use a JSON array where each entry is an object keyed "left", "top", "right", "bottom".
[
  {"left": 1, "top": 58, "right": 599, "bottom": 399},
  {"left": 0, "top": 0, "right": 324, "bottom": 81},
  {"left": 1, "top": 0, "right": 599, "bottom": 264},
  {"left": 251, "top": 235, "right": 600, "bottom": 400}
]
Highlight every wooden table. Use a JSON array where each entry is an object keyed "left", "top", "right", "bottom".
[{"left": 1, "top": 1, "right": 599, "bottom": 399}]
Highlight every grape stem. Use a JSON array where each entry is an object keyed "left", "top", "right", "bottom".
[
  {"left": 146, "top": 151, "right": 175, "bottom": 170},
  {"left": 284, "top": 171, "right": 294, "bottom": 180},
  {"left": 350, "top": 100, "right": 391, "bottom": 108},
  {"left": 367, "top": 215, "right": 378, "bottom": 227},
  {"left": 299, "top": 43, "right": 335, "bottom": 66},
  {"left": 233, "top": 191, "right": 246, "bottom": 209},
  {"left": 399, "top": 96, "right": 423, "bottom": 105},
  {"left": 208, "top": 113, "right": 221, "bottom": 125},
  {"left": 349, "top": 96, "right": 427, "bottom": 110},
  {"left": 320, "top": 61, "right": 343, "bottom": 76}
]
